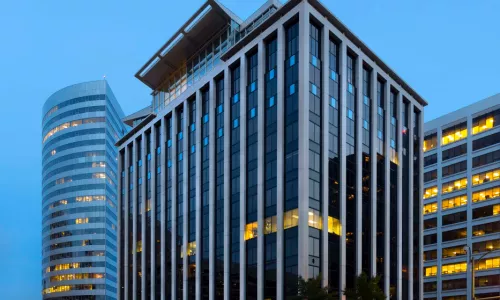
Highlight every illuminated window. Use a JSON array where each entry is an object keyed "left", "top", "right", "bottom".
[
  {"left": 442, "top": 245, "right": 467, "bottom": 258},
  {"left": 472, "top": 116, "right": 494, "bottom": 135},
  {"left": 244, "top": 222, "right": 258, "bottom": 240},
  {"left": 328, "top": 216, "right": 341, "bottom": 236},
  {"left": 92, "top": 173, "right": 106, "bottom": 179},
  {"left": 283, "top": 208, "right": 299, "bottom": 229},
  {"left": 186, "top": 241, "right": 196, "bottom": 256},
  {"left": 472, "top": 168, "right": 500, "bottom": 186},
  {"left": 442, "top": 195, "right": 467, "bottom": 210},
  {"left": 263, "top": 216, "right": 277, "bottom": 235},
  {"left": 308, "top": 209, "right": 322, "bottom": 230},
  {"left": 423, "top": 133, "right": 437, "bottom": 152},
  {"left": 75, "top": 195, "right": 106, "bottom": 202},
  {"left": 136, "top": 240, "right": 142, "bottom": 253},
  {"left": 50, "top": 273, "right": 105, "bottom": 282},
  {"left": 51, "top": 149, "right": 56, "bottom": 156},
  {"left": 92, "top": 162, "right": 106, "bottom": 168},
  {"left": 423, "top": 202, "right": 438, "bottom": 215},
  {"left": 441, "top": 122, "right": 467, "bottom": 146},
  {"left": 43, "top": 117, "right": 105, "bottom": 143},
  {"left": 442, "top": 178, "right": 467, "bottom": 194},
  {"left": 425, "top": 266, "right": 437, "bottom": 277},
  {"left": 442, "top": 262, "right": 467, "bottom": 275},
  {"left": 75, "top": 218, "right": 89, "bottom": 224},
  {"left": 475, "top": 257, "right": 500, "bottom": 271},
  {"left": 423, "top": 186, "right": 438, "bottom": 199},
  {"left": 472, "top": 186, "right": 500, "bottom": 203}
]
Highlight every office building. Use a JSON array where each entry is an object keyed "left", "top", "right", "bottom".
[
  {"left": 42, "top": 80, "right": 127, "bottom": 299},
  {"left": 423, "top": 94, "right": 500, "bottom": 300},
  {"left": 116, "top": 0, "right": 427, "bottom": 299}
]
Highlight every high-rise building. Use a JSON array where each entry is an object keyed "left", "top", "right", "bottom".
[
  {"left": 116, "top": 0, "right": 427, "bottom": 299},
  {"left": 42, "top": 80, "right": 127, "bottom": 299},
  {"left": 422, "top": 94, "right": 500, "bottom": 300}
]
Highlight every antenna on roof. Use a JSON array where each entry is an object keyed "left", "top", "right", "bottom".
[{"left": 103, "top": 75, "right": 106, "bottom": 79}]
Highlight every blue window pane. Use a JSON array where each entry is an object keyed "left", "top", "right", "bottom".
[
  {"left": 391, "top": 117, "right": 396, "bottom": 125},
  {"left": 250, "top": 108, "right": 256, "bottom": 118},
  {"left": 330, "top": 71, "right": 337, "bottom": 81},
  {"left": 178, "top": 132, "right": 183, "bottom": 140},
  {"left": 233, "top": 118, "right": 239, "bottom": 128},
  {"left": 157, "top": 166, "right": 161, "bottom": 174},
  {"left": 191, "top": 123, "right": 195, "bottom": 132},
  {"left": 363, "top": 120, "right": 369, "bottom": 130},
  {"left": 364, "top": 96, "right": 370, "bottom": 105},
  {"left": 330, "top": 97, "right": 337, "bottom": 108},
  {"left": 147, "top": 153, "right": 151, "bottom": 161},
  {"left": 348, "top": 83, "right": 354, "bottom": 94},
  {"left": 347, "top": 109, "right": 354, "bottom": 120},
  {"left": 289, "top": 84, "right": 296, "bottom": 95},
  {"left": 167, "top": 139, "right": 172, "bottom": 147},
  {"left": 218, "top": 105, "right": 223, "bottom": 114},
  {"left": 311, "top": 84, "right": 317, "bottom": 96},
  {"left": 269, "top": 69, "right": 275, "bottom": 80},
  {"left": 178, "top": 153, "right": 183, "bottom": 161},
  {"left": 233, "top": 93, "right": 239, "bottom": 103},
  {"left": 218, "top": 128, "right": 223, "bottom": 137},
  {"left": 378, "top": 107, "right": 384, "bottom": 116},
  {"left": 290, "top": 55, "right": 296, "bottom": 67},
  {"left": 390, "top": 139, "right": 396, "bottom": 148},
  {"left": 147, "top": 172, "right": 151, "bottom": 179},
  {"left": 138, "top": 178, "right": 142, "bottom": 185},
  {"left": 250, "top": 81, "right": 256, "bottom": 93},
  {"left": 311, "top": 55, "right": 317, "bottom": 67},
  {"left": 204, "top": 137, "right": 209, "bottom": 146},
  {"left": 378, "top": 131, "right": 383, "bottom": 139},
  {"left": 130, "top": 184, "right": 133, "bottom": 190},
  {"left": 269, "top": 96, "right": 275, "bottom": 107},
  {"left": 168, "top": 160, "right": 172, "bottom": 168},
  {"left": 138, "top": 160, "right": 142, "bottom": 167},
  {"left": 191, "top": 145, "right": 195, "bottom": 153},
  {"left": 204, "top": 114, "right": 209, "bottom": 124}
]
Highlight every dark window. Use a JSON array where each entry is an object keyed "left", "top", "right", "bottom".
[
  {"left": 473, "top": 204, "right": 500, "bottom": 219},
  {"left": 424, "top": 233, "right": 437, "bottom": 245},
  {"left": 473, "top": 149, "right": 500, "bottom": 168},
  {"left": 473, "top": 131, "right": 500, "bottom": 151},
  {"left": 442, "top": 160, "right": 467, "bottom": 177},
  {"left": 442, "top": 228, "right": 467, "bottom": 242},
  {"left": 442, "top": 143, "right": 467, "bottom": 161},
  {"left": 424, "top": 153, "right": 437, "bottom": 167},
  {"left": 423, "top": 250, "right": 437, "bottom": 261},
  {"left": 442, "top": 278, "right": 467, "bottom": 291},
  {"left": 423, "top": 218, "right": 437, "bottom": 229},
  {"left": 424, "top": 170, "right": 437, "bottom": 182},
  {"left": 442, "top": 211, "right": 467, "bottom": 226}
]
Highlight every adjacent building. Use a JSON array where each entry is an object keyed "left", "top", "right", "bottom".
[
  {"left": 423, "top": 94, "right": 500, "bottom": 300},
  {"left": 116, "top": 0, "right": 427, "bottom": 299},
  {"left": 42, "top": 80, "right": 127, "bottom": 299}
]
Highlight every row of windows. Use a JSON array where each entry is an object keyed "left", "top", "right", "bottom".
[
  {"left": 43, "top": 227, "right": 107, "bottom": 243},
  {"left": 43, "top": 106, "right": 105, "bottom": 132},
  {"left": 472, "top": 204, "right": 500, "bottom": 219},
  {"left": 473, "top": 149, "right": 500, "bottom": 168},
  {"left": 43, "top": 139, "right": 106, "bottom": 163},
  {"left": 473, "top": 167, "right": 500, "bottom": 186},
  {"left": 473, "top": 185, "right": 500, "bottom": 203},
  {"left": 42, "top": 250, "right": 107, "bottom": 264},
  {"left": 442, "top": 160, "right": 467, "bottom": 178},
  {"left": 45, "top": 239, "right": 106, "bottom": 252},
  {"left": 42, "top": 284, "right": 110, "bottom": 295},
  {"left": 45, "top": 261, "right": 106, "bottom": 273},
  {"left": 43, "top": 94, "right": 106, "bottom": 122},
  {"left": 43, "top": 117, "right": 105, "bottom": 143},
  {"left": 442, "top": 143, "right": 467, "bottom": 161},
  {"left": 442, "top": 177, "right": 467, "bottom": 195},
  {"left": 425, "top": 262, "right": 467, "bottom": 277},
  {"left": 42, "top": 128, "right": 105, "bottom": 154},
  {"left": 44, "top": 217, "right": 105, "bottom": 233},
  {"left": 472, "top": 108, "right": 500, "bottom": 134},
  {"left": 43, "top": 173, "right": 107, "bottom": 194},
  {"left": 473, "top": 131, "right": 500, "bottom": 151},
  {"left": 43, "top": 183, "right": 107, "bottom": 204},
  {"left": 43, "top": 151, "right": 106, "bottom": 174},
  {"left": 50, "top": 273, "right": 105, "bottom": 282}
]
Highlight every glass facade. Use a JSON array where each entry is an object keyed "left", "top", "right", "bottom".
[{"left": 42, "top": 81, "right": 126, "bottom": 299}]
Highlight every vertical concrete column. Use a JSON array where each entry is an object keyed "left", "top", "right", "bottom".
[
  {"left": 339, "top": 39, "right": 348, "bottom": 300},
  {"left": 183, "top": 99, "right": 190, "bottom": 300},
  {"left": 320, "top": 24, "right": 330, "bottom": 288},
  {"left": 408, "top": 104, "right": 415, "bottom": 300},
  {"left": 465, "top": 114, "right": 473, "bottom": 300},
  {"left": 239, "top": 53, "right": 248, "bottom": 300},
  {"left": 141, "top": 132, "right": 147, "bottom": 300},
  {"left": 171, "top": 111, "right": 178, "bottom": 300},
  {"left": 118, "top": 149, "right": 123, "bottom": 300},
  {"left": 298, "top": 1, "right": 311, "bottom": 280},
  {"left": 383, "top": 81, "right": 391, "bottom": 297},
  {"left": 133, "top": 139, "right": 138, "bottom": 300},
  {"left": 195, "top": 90, "right": 202, "bottom": 300},
  {"left": 275, "top": 24, "right": 285, "bottom": 300},
  {"left": 160, "top": 118, "right": 167, "bottom": 300},
  {"left": 355, "top": 56, "right": 363, "bottom": 276},
  {"left": 256, "top": 39, "right": 265, "bottom": 300},
  {"left": 417, "top": 110, "right": 424, "bottom": 300},
  {"left": 209, "top": 79, "right": 216, "bottom": 300},
  {"left": 435, "top": 127, "right": 442, "bottom": 299},
  {"left": 124, "top": 145, "right": 130, "bottom": 300},
  {"left": 151, "top": 123, "right": 158, "bottom": 300},
  {"left": 370, "top": 70, "right": 378, "bottom": 278},
  {"left": 396, "top": 92, "right": 403, "bottom": 300},
  {"left": 223, "top": 67, "right": 231, "bottom": 300}
]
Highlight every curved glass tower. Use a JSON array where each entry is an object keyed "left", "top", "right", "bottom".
[{"left": 41, "top": 80, "right": 127, "bottom": 299}]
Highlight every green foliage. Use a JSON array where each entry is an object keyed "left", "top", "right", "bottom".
[
  {"left": 343, "top": 272, "right": 385, "bottom": 300},
  {"left": 290, "top": 274, "right": 337, "bottom": 300}
]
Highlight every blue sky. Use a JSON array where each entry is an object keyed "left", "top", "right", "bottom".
[{"left": 0, "top": 0, "right": 499, "bottom": 298}]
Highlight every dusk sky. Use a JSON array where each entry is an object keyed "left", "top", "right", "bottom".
[{"left": 0, "top": 0, "right": 499, "bottom": 298}]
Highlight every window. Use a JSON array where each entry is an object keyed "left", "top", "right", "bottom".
[
  {"left": 442, "top": 228, "right": 467, "bottom": 242},
  {"left": 442, "top": 195, "right": 467, "bottom": 210},
  {"left": 75, "top": 218, "right": 89, "bottom": 224},
  {"left": 42, "top": 117, "right": 106, "bottom": 143},
  {"left": 308, "top": 209, "right": 322, "bottom": 230},
  {"left": 424, "top": 169, "right": 437, "bottom": 182},
  {"left": 474, "top": 257, "right": 500, "bottom": 271},
  {"left": 473, "top": 204, "right": 500, "bottom": 219},
  {"left": 472, "top": 108, "right": 500, "bottom": 134},
  {"left": 424, "top": 250, "right": 437, "bottom": 261},
  {"left": 186, "top": 241, "right": 196, "bottom": 256},
  {"left": 442, "top": 278, "right": 466, "bottom": 291},
  {"left": 473, "top": 240, "right": 500, "bottom": 253},
  {"left": 473, "top": 149, "right": 500, "bottom": 168},
  {"left": 424, "top": 282, "right": 437, "bottom": 292},
  {"left": 442, "top": 160, "right": 467, "bottom": 177},
  {"left": 424, "top": 153, "right": 437, "bottom": 167},
  {"left": 473, "top": 221, "right": 500, "bottom": 236},
  {"left": 328, "top": 216, "right": 341, "bottom": 236},
  {"left": 442, "top": 143, "right": 467, "bottom": 161},
  {"left": 442, "top": 211, "right": 467, "bottom": 226},
  {"left": 424, "top": 218, "right": 437, "bottom": 229},
  {"left": 423, "top": 186, "right": 438, "bottom": 199},
  {"left": 423, "top": 133, "right": 437, "bottom": 152},
  {"left": 424, "top": 233, "right": 437, "bottom": 245},
  {"left": 442, "top": 245, "right": 466, "bottom": 259},
  {"left": 473, "top": 131, "right": 500, "bottom": 151},
  {"left": 441, "top": 122, "right": 467, "bottom": 146},
  {"left": 244, "top": 222, "right": 258, "bottom": 241},
  {"left": 442, "top": 178, "right": 467, "bottom": 194},
  {"left": 472, "top": 186, "right": 500, "bottom": 203},
  {"left": 442, "top": 262, "right": 467, "bottom": 275},
  {"left": 283, "top": 209, "right": 299, "bottom": 229},
  {"left": 423, "top": 202, "right": 438, "bottom": 215},
  {"left": 263, "top": 216, "right": 277, "bottom": 235},
  {"left": 472, "top": 168, "right": 500, "bottom": 186},
  {"left": 425, "top": 266, "right": 437, "bottom": 277}
]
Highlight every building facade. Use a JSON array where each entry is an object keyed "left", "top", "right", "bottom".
[
  {"left": 42, "top": 80, "right": 127, "bottom": 299},
  {"left": 422, "top": 94, "right": 500, "bottom": 300},
  {"left": 116, "top": 0, "right": 427, "bottom": 299}
]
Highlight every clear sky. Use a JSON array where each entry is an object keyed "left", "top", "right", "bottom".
[{"left": 0, "top": 0, "right": 499, "bottom": 298}]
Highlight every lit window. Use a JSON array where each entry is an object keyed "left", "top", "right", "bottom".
[
  {"left": 472, "top": 117, "right": 494, "bottom": 135},
  {"left": 244, "top": 222, "right": 258, "bottom": 240},
  {"left": 442, "top": 178, "right": 467, "bottom": 194},
  {"left": 263, "top": 216, "right": 277, "bottom": 235},
  {"left": 328, "top": 216, "right": 341, "bottom": 236},
  {"left": 442, "top": 262, "right": 467, "bottom": 275},
  {"left": 136, "top": 240, "right": 142, "bottom": 253},
  {"left": 475, "top": 257, "right": 500, "bottom": 271},
  {"left": 51, "top": 149, "right": 56, "bottom": 156},
  {"left": 43, "top": 117, "right": 105, "bottom": 143},
  {"left": 472, "top": 186, "right": 500, "bottom": 203},
  {"left": 186, "top": 241, "right": 196, "bottom": 256},
  {"left": 283, "top": 208, "right": 299, "bottom": 229},
  {"left": 423, "top": 202, "right": 438, "bottom": 215},
  {"left": 425, "top": 266, "right": 437, "bottom": 277},
  {"left": 423, "top": 134, "right": 437, "bottom": 152},
  {"left": 441, "top": 123, "right": 467, "bottom": 146},
  {"left": 472, "top": 168, "right": 500, "bottom": 186},
  {"left": 75, "top": 218, "right": 89, "bottom": 224},
  {"left": 423, "top": 186, "right": 438, "bottom": 199},
  {"left": 308, "top": 209, "right": 322, "bottom": 230},
  {"left": 442, "top": 195, "right": 467, "bottom": 210},
  {"left": 93, "top": 173, "right": 106, "bottom": 179}
]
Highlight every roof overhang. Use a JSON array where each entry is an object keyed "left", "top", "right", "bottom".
[{"left": 135, "top": 0, "right": 242, "bottom": 90}]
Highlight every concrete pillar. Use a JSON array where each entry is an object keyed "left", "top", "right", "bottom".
[
  {"left": 151, "top": 123, "right": 158, "bottom": 300},
  {"left": 355, "top": 56, "right": 363, "bottom": 277},
  {"left": 223, "top": 66, "right": 231, "bottom": 300},
  {"left": 141, "top": 132, "right": 147, "bottom": 300},
  {"left": 396, "top": 91, "right": 403, "bottom": 300},
  {"left": 239, "top": 53, "right": 248, "bottom": 300},
  {"left": 133, "top": 139, "right": 138, "bottom": 300},
  {"left": 183, "top": 99, "right": 190, "bottom": 300},
  {"left": 209, "top": 79, "right": 216, "bottom": 300},
  {"left": 171, "top": 111, "right": 178, "bottom": 300},
  {"left": 195, "top": 90, "right": 202, "bottom": 300},
  {"left": 408, "top": 103, "right": 415, "bottom": 300},
  {"left": 383, "top": 81, "right": 391, "bottom": 298},
  {"left": 125, "top": 145, "right": 130, "bottom": 300},
  {"left": 370, "top": 70, "right": 378, "bottom": 278}
]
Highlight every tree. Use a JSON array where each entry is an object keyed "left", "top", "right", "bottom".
[
  {"left": 343, "top": 272, "right": 385, "bottom": 300},
  {"left": 290, "top": 274, "right": 337, "bottom": 300}
]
